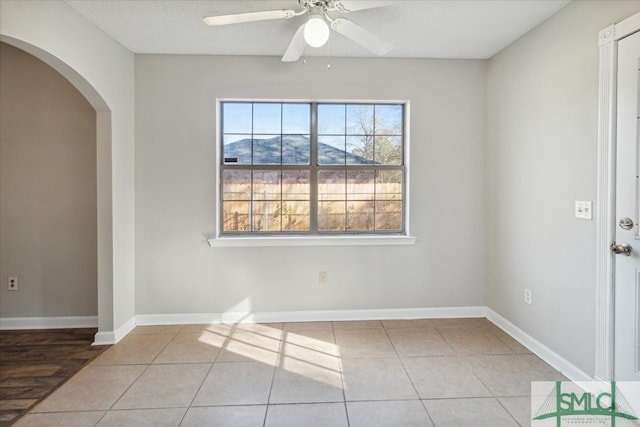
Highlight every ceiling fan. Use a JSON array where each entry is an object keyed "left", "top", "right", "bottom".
[{"left": 203, "top": 0, "right": 394, "bottom": 62}]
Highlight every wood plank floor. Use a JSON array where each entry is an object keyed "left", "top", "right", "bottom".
[{"left": 0, "top": 328, "right": 109, "bottom": 426}]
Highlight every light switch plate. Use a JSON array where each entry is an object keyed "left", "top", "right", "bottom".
[{"left": 575, "top": 201, "right": 592, "bottom": 220}]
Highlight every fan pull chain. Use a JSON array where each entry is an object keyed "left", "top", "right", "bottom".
[{"left": 327, "top": 36, "right": 331, "bottom": 69}]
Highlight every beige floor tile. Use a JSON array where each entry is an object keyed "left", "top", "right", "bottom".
[
  {"left": 278, "top": 344, "right": 340, "bottom": 372},
  {"left": 386, "top": 328, "right": 454, "bottom": 357},
  {"left": 402, "top": 356, "right": 491, "bottom": 399},
  {"left": 192, "top": 362, "right": 273, "bottom": 406},
  {"left": 179, "top": 323, "right": 234, "bottom": 336},
  {"left": 423, "top": 397, "right": 519, "bottom": 427},
  {"left": 334, "top": 329, "right": 397, "bottom": 358},
  {"left": 483, "top": 324, "right": 531, "bottom": 353},
  {"left": 235, "top": 323, "right": 284, "bottom": 337},
  {"left": 13, "top": 411, "right": 105, "bottom": 427},
  {"left": 93, "top": 334, "right": 173, "bottom": 365},
  {"left": 283, "top": 321, "right": 333, "bottom": 331},
  {"left": 96, "top": 408, "right": 187, "bottom": 426},
  {"left": 113, "top": 363, "right": 210, "bottom": 409},
  {"left": 153, "top": 332, "right": 223, "bottom": 364},
  {"left": 269, "top": 355, "right": 344, "bottom": 403},
  {"left": 347, "top": 400, "right": 434, "bottom": 427},
  {"left": 130, "top": 325, "right": 183, "bottom": 335},
  {"left": 281, "top": 329, "right": 339, "bottom": 357},
  {"left": 264, "top": 403, "right": 348, "bottom": 427},
  {"left": 216, "top": 330, "right": 280, "bottom": 365},
  {"left": 468, "top": 354, "right": 564, "bottom": 396},
  {"left": 521, "top": 354, "right": 568, "bottom": 380},
  {"left": 181, "top": 406, "right": 267, "bottom": 427},
  {"left": 381, "top": 319, "right": 433, "bottom": 329},
  {"left": 439, "top": 327, "right": 515, "bottom": 354},
  {"left": 498, "top": 396, "right": 532, "bottom": 427},
  {"left": 32, "top": 365, "right": 145, "bottom": 412},
  {"left": 332, "top": 320, "right": 383, "bottom": 330},
  {"left": 342, "top": 357, "right": 417, "bottom": 401}
]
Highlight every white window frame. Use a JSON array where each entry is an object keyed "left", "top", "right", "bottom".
[{"left": 209, "top": 98, "right": 416, "bottom": 247}]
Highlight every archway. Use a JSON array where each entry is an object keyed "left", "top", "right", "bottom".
[{"left": 0, "top": 35, "right": 115, "bottom": 341}]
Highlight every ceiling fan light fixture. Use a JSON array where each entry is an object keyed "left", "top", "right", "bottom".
[{"left": 304, "top": 15, "right": 330, "bottom": 48}]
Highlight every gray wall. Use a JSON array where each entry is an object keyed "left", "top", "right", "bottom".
[
  {"left": 487, "top": 0, "right": 640, "bottom": 376},
  {"left": 135, "top": 55, "right": 487, "bottom": 316},
  {"left": 0, "top": 42, "right": 97, "bottom": 318}
]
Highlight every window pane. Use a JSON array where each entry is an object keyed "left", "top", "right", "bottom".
[
  {"left": 282, "top": 103, "right": 310, "bottom": 134},
  {"left": 347, "top": 204, "right": 374, "bottom": 231},
  {"left": 222, "top": 170, "right": 251, "bottom": 232},
  {"left": 253, "top": 135, "right": 281, "bottom": 165},
  {"left": 318, "top": 170, "right": 346, "bottom": 232},
  {"left": 376, "top": 170, "right": 402, "bottom": 200},
  {"left": 282, "top": 135, "right": 310, "bottom": 165},
  {"left": 375, "top": 201, "right": 402, "bottom": 231},
  {"left": 253, "top": 103, "right": 281, "bottom": 134},
  {"left": 282, "top": 170, "right": 310, "bottom": 201},
  {"left": 347, "top": 170, "right": 375, "bottom": 201},
  {"left": 319, "top": 201, "right": 346, "bottom": 231},
  {"left": 318, "top": 104, "right": 345, "bottom": 134},
  {"left": 375, "top": 136, "right": 402, "bottom": 165},
  {"left": 223, "top": 103, "right": 252, "bottom": 133},
  {"left": 375, "top": 105, "right": 403, "bottom": 135},
  {"left": 318, "top": 135, "right": 346, "bottom": 165},
  {"left": 282, "top": 171, "right": 310, "bottom": 230},
  {"left": 253, "top": 171, "right": 281, "bottom": 201},
  {"left": 252, "top": 201, "right": 281, "bottom": 232},
  {"left": 346, "top": 135, "right": 375, "bottom": 165},
  {"left": 223, "top": 134, "right": 252, "bottom": 164},
  {"left": 346, "top": 104, "right": 374, "bottom": 135},
  {"left": 346, "top": 170, "right": 374, "bottom": 231},
  {"left": 375, "top": 170, "right": 403, "bottom": 231}
]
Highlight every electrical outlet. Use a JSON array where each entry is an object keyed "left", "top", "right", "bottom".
[
  {"left": 575, "top": 201, "right": 592, "bottom": 220},
  {"left": 8, "top": 277, "right": 18, "bottom": 291},
  {"left": 318, "top": 271, "right": 328, "bottom": 285},
  {"left": 524, "top": 288, "right": 532, "bottom": 305}
]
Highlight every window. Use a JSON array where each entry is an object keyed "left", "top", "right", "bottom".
[{"left": 219, "top": 101, "right": 407, "bottom": 237}]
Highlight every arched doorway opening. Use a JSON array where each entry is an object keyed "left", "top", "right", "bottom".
[{"left": 0, "top": 35, "right": 115, "bottom": 341}]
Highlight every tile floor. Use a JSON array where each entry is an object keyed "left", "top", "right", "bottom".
[{"left": 13, "top": 318, "right": 566, "bottom": 427}]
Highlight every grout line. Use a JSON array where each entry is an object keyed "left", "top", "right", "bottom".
[
  {"left": 263, "top": 326, "right": 285, "bottom": 427},
  {"left": 380, "top": 324, "right": 436, "bottom": 426},
  {"left": 331, "top": 321, "right": 351, "bottom": 427}
]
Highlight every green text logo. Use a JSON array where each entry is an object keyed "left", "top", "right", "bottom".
[{"left": 533, "top": 381, "right": 638, "bottom": 427}]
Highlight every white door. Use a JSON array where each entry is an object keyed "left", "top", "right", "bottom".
[{"left": 615, "top": 29, "right": 640, "bottom": 381}]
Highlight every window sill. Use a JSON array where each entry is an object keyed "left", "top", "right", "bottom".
[{"left": 208, "top": 235, "right": 417, "bottom": 248}]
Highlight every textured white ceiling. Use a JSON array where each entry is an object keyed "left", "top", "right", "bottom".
[{"left": 65, "top": 0, "right": 571, "bottom": 59}]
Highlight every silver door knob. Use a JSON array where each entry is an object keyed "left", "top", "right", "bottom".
[{"left": 610, "top": 242, "right": 632, "bottom": 256}]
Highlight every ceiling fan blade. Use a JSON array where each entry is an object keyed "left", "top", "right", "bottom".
[
  {"left": 203, "top": 9, "right": 295, "bottom": 26},
  {"left": 282, "top": 24, "right": 306, "bottom": 62},
  {"left": 331, "top": 18, "right": 393, "bottom": 56},
  {"left": 330, "top": 0, "right": 395, "bottom": 13}
]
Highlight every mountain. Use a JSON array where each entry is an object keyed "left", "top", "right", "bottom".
[{"left": 223, "top": 135, "right": 375, "bottom": 165}]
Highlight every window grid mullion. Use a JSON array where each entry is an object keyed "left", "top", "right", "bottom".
[{"left": 310, "top": 102, "right": 319, "bottom": 233}]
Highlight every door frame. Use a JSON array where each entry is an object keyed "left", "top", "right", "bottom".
[{"left": 595, "top": 11, "right": 640, "bottom": 381}]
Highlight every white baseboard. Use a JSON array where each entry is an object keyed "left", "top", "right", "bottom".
[
  {"left": 135, "top": 306, "right": 488, "bottom": 326},
  {"left": 0, "top": 316, "right": 97, "bottom": 330},
  {"left": 486, "top": 308, "right": 592, "bottom": 382},
  {"left": 92, "top": 316, "right": 135, "bottom": 346}
]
